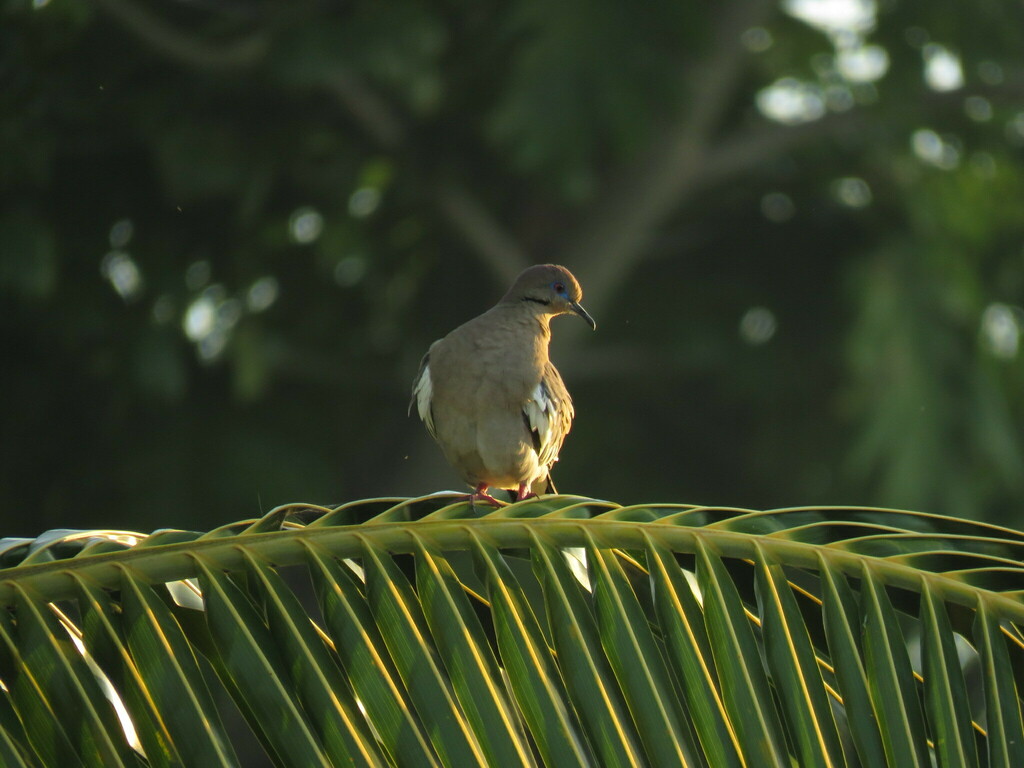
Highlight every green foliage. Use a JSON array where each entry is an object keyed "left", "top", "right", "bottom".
[
  {"left": 1, "top": 496, "right": 1024, "bottom": 765},
  {"left": 2, "top": 0, "right": 1024, "bottom": 536}
]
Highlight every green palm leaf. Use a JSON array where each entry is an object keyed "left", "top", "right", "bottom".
[{"left": 0, "top": 496, "right": 1022, "bottom": 766}]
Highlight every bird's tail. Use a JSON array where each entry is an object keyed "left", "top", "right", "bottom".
[{"left": 540, "top": 472, "right": 558, "bottom": 495}]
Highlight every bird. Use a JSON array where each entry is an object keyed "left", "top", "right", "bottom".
[{"left": 410, "top": 264, "right": 596, "bottom": 505}]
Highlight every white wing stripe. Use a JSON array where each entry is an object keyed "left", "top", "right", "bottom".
[
  {"left": 413, "top": 364, "right": 435, "bottom": 436},
  {"left": 523, "top": 382, "right": 554, "bottom": 457}
]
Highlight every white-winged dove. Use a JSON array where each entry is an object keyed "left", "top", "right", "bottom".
[{"left": 410, "top": 264, "right": 596, "bottom": 504}]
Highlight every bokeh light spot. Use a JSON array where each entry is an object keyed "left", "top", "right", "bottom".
[
  {"left": 783, "top": 0, "right": 877, "bottom": 36},
  {"left": 761, "top": 192, "right": 796, "bottom": 223},
  {"left": 978, "top": 60, "right": 1004, "bottom": 85},
  {"left": 756, "top": 78, "right": 826, "bottom": 125},
  {"left": 219, "top": 298, "right": 242, "bottom": 329},
  {"left": 152, "top": 295, "right": 175, "bottom": 325},
  {"left": 185, "top": 261, "right": 211, "bottom": 290},
  {"left": 100, "top": 251, "right": 143, "bottom": 302},
  {"left": 741, "top": 27, "right": 773, "bottom": 53},
  {"left": 183, "top": 295, "right": 216, "bottom": 341},
  {"left": 964, "top": 96, "right": 993, "bottom": 122},
  {"left": 836, "top": 44, "right": 889, "bottom": 83},
  {"left": 824, "top": 85, "right": 855, "bottom": 111},
  {"left": 740, "top": 307, "right": 778, "bottom": 345},
  {"left": 1006, "top": 113, "right": 1024, "bottom": 146},
  {"left": 982, "top": 304, "right": 1020, "bottom": 359},
  {"left": 109, "top": 219, "right": 134, "bottom": 249},
  {"left": 289, "top": 207, "right": 324, "bottom": 244},
  {"left": 833, "top": 177, "right": 872, "bottom": 208},
  {"left": 199, "top": 334, "right": 228, "bottom": 362},
  {"left": 181, "top": 286, "right": 242, "bottom": 362},
  {"left": 923, "top": 44, "right": 963, "bottom": 91},
  {"left": 348, "top": 188, "right": 381, "bottom": 218},
  {"left": 334, "top": 255, "right": 368, "bottom": 287},
  {"left": 247, "top": 277, "right": 279, "bottom": 313},
  {"left": 911, "top": 128, "right": 959, "bottom": 169}
]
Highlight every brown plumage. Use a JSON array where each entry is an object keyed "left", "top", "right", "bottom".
[{"left": 410, "top": 264, "right": 596, "bottom": 504}]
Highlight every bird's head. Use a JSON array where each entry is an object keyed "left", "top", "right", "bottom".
[{"left": 502, "top": 264, "right": 596, "bottom": 330}]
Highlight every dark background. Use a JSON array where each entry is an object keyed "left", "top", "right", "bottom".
[{"left": 3, "top": 0, "right": 1023, "bottom": 536}]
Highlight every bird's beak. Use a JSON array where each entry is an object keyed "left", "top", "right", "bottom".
[{"left": 569, "top": 300, "right": 597, "bottom": 330}]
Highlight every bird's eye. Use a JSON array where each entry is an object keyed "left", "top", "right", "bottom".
[{"left": 553, "top": 282, "right": 566, "bottom": 294}]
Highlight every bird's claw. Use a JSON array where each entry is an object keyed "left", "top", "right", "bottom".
[
  {"left": 467, "top": 484, "right": 506, "bottom": 507},
  {"left": 515, "top": 483, "right": 537, "bottom": 502}
]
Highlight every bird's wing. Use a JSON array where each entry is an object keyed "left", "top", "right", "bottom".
[
  {"left": 409, "top": 352, "right": 436, "bottom": 437},
  {"left": 522, "top": 363, "right": 574, "bottom": 470}
]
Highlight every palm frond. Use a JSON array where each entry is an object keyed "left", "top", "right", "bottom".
[{"left": 0, "top": 495, "right": 1022, "bottom": 766}]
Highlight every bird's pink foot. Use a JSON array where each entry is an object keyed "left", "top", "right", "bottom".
[
  {"left": 515, "top": 483, "right": 537, "bottom": 501},
  {"left": 468, "top": 483, "right": 505, "bottom": 506}
]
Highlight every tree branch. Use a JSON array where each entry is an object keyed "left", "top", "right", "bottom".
[
  {"left": 322, "top": 67, "right": 407, "bottom": 150},
  {"left": 95, "top": 0, "right": 528, "bottom": 286},
  {"left": 690, "top": 72, "right": 1024, "bottom": 191},
  {"left": 560, "top": 0, "right": 775, "bottom": 325},
  {"left": 696, "top": 111, "right": 868, "bottom": 188},
  {"left": 92, "top": 0, "right": 269, "bottom": 71},
  {"left": 320, "top": 69, "right": 529, "bottom": 284},
  {"left": 432, "top": 181, "right": 529, "bottom": 284}
]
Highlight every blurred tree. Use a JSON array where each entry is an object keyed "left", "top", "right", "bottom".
[{"left": 1, "top": 0, "right": 1023, "bottom": 533}]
